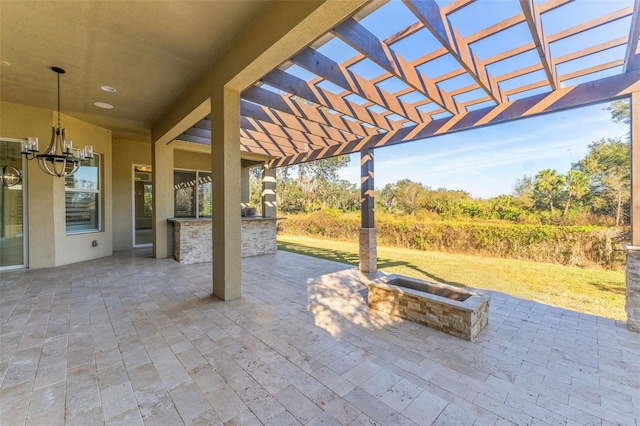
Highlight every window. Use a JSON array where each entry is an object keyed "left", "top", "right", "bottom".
[
  {"left": 174, "top": 169, "right": 211, "bottom": 218},
  {"left": 65, "top": 154, "right": 101, "bottom": 233}
]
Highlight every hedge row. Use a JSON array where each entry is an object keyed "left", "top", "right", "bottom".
[{"left": 278, "top": 211, "right": 628, "bottom": 269}]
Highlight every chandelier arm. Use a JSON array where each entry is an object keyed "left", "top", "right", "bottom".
[{"left": 40, "top": 127, "right": 58, "bottom": 156}]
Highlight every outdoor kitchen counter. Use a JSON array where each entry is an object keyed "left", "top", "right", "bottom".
[{"left": 167, "top": 217, "right": 282, "bottom": 264}]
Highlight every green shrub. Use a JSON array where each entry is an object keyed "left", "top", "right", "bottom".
[{"left": 278, "top": 212, "right": 627, "bottom": 269}]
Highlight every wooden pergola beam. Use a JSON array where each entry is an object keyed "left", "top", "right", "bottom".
[
  {"left": 242, "top": 86, "right": 380, "bottom": 137},
  {"left": 403, "top": 0, "right": 506, "bottom": 104},
  {"left": 240, "top": 116, "right": 343, "bottom": 151},
  {"left": 520, "top": 0, "right": 559, "bottom": 90},
  {"left": 261, "top": 68, "right": 401, "bottom": 130},
  {"left": 623, "top": 0, "right": 640, "bottom": 73},
  {"left": 333, "top": 17, "right": 460, "bottom": 114},
  {"left": 292, "top": 48, "right": 430, "bottom": 124},
  {"left": 271, "top": 70, "right": 640, "bottom": 167},
  {"left": 240, "top": 99, "right": 355, "bottom": 145},
  {"left": 241, "top": 125, "right": 327, "bottom": 157},
  {"left": 496, "top": 37, "right": 628, "bottom": 84}
]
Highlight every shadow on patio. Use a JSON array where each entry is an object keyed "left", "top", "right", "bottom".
[{"left": 1, "top": 249, "right": 638, "bottom": 424}]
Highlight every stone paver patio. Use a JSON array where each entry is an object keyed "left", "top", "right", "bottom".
[{"left": 1, "top": 249, "right": 638, "bottom": 425}]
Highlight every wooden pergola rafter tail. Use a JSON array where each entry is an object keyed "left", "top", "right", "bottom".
[
  {"left": 260, "top": 68, "right": 400, "bottom": 131},
  {"left": 270, "top": 70, "right": 640, "bottom": 168},
  {"left": 291, "top": 48, "right": 430, "bottom": 124},
  {"left": 403, "top": 0, "right": 506, "bottom": 105},
  {"left": 332, "top": 17, "right": 460, "bottom": 114},
  {"left": 242, "top": 86, "right": 379, "bottom": 138}
]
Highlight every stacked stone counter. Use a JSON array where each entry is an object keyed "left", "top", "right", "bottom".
[
  {"left": 627, "top": 247, "right": 640, "bottom": 332},
  {"left": 168, "top": 217, "right": 280, "bottom": 264}
]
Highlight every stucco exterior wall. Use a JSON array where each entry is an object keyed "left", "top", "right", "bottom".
[
  {"left": 112, "top": 138, "right": 151, "bottom": 251},
  {"left": 174, "top": 147, "right": 211, "bottom": 171},
  {"left": 53, "top": 115, "right": 113, "bottom": 266},
  {"left": 0, "top": 102, "right": 56, "bottom": 268},
  {"left": 0, "top": 101, "right": 113, "bottom": 268}
]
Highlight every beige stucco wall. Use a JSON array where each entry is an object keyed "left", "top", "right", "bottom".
[
  {"left": 174, "top": 146, "right": 211, "bottom": 171},
  {"left": 0, "top": 101, "right": 113, "bottom": 268},
  {"left": 112, "top": 138, "right": 151, "bottom": 251},
  {"left": 52, "top": 115, "right": 113, "bottom": 265},
  {"left": 1, "top": 102, "right": 56, "bottom": 268}
]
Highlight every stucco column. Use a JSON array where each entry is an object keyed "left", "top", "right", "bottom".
[
  {"left": 626, "top": 91, "right": 640, "bottom": 332},
  {"left": 211, "top": 87, "right": 242, "bottom": 301},
  {"left": 360, "top": 147, "right": 377, "bottom": 273},
  {"left": 151, "top": 140, "right": 173, "bottom": 258},
  {"left": 262, "top": 165, "right": 277, "bottom": 218}
]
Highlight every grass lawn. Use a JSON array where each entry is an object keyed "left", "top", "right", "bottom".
[{"left": 277, "top": 234, "right": 627, "bottom": 321}]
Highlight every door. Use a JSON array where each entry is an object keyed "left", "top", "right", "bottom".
[
  {"left": 133, "top": 165, "right": 153, "bottom": 247},
  {"left": 0, "top": 138, "right": 27, "bottom": 270}
]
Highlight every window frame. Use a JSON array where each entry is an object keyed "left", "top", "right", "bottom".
[
  {"left": 173, "top": 168, "right": 211, "bottom": 219},
  {"left": 65, "top": 153, "right": 102, "bottom": 234}
]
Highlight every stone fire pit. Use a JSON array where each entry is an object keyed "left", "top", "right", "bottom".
[{"left": 368, "top": 275, "right": 490, "bottom": 341}]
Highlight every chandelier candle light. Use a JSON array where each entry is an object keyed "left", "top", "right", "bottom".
[{"left": 21, "top": 67, "right": 93, "bottom": 177}]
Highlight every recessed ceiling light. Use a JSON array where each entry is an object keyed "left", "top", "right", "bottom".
[
  {"left": 94, "top": 102, "right": 114, "bottom": 109},
  {"left": 100, "top": 85, "right": 116, "bottom": 92}
]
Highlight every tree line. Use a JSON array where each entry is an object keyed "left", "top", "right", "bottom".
[
  {"left": 251, "top": 100, "right": 631, "bottom": 226},
  {"left": 374, "top": 135, "right": 629, "bottom": 226}
]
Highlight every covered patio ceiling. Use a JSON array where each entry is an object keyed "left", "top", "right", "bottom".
[{"left": 179, "top": 0, "right": 640, "bottom": 167}]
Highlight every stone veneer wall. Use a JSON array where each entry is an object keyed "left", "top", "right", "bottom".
[
  {"left": 626, "top": 248, "right": 640, "bottom": 332},
  {"left": 241, "top": 220, "right": 277, "bottom": 258},
  {"left": 171, "top": 219, "right": 277, "bottom": 264},
  {"left": 359, "top": 227, "right": 377, "bottom": 273},
  {"left": 368, "top": 280, "right": 490, "bottom": 341}
]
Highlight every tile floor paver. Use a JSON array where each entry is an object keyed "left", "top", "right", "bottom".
[{"left": 1, "top": 248, "right": 639, "bottom": 425}]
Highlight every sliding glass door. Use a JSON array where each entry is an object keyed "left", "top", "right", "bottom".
[
  {"left": 133, "top": 165, "right": 153, "bottom": 247},
  {"left": 0, "top": 138, "right": 27, "bottom": 270}
]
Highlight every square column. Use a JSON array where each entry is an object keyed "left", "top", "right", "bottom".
[
  {"left": 360, "top": 147, "right": 377, "bottom": 272},
  {"left": 151, "top": 140, "right": 174, "bottom": 258},
  {"left": 627, "top": 91, "right": 640, "bottom": 332},
  {"left": 211, "top": 87, "right": 242, "bottom": 301},
  {"left": 262, "top": 165, "right": 277, "bottom": 218}
]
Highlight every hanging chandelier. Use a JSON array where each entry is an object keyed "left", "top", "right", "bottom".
[{"left": 21, "top": 67, "right": 93, "bottom": 177}]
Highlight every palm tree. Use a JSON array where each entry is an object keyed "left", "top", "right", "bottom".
[
  {"left": 562, "top": 170, "right": 590, "bottom": 216},
  {"left": 534, "top": 169, "right": 564, "bottom": 215}
]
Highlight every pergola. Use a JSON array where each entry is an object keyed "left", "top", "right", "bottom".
[
  {"left": 153, "top": 0, "right": 640, "bottom": 329},
  {"left": 180, "top": 0, "right": 639, "bottom": 165}
]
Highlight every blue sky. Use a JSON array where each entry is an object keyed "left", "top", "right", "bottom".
[
  {"left": 276, "top": 1, "right": 635, "bottom": 199},
  {"left": 322, "top": 0, "right": 634, "bottom": 199},
  {"left": 338, "top": 101, "right": 629, "bottom": 199}
]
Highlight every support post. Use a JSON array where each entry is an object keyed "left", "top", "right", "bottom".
[
  {"left": 240, "top": 165, "right": 250, "bottom": 205},
  {"left": 626, "top": 91, "right": 640, "bottom": 332},
  {"left": 359, "top": 147, "right": 377, "bottom": 272},
  {"left": 151, "top": 140, "right": 174, "bottom": 258},
  {"left": 262, "top": 165, "right": 277, "bottom": 218},
  {"left": 211, "top": 87, "right": 242, "bottom": 301}
]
